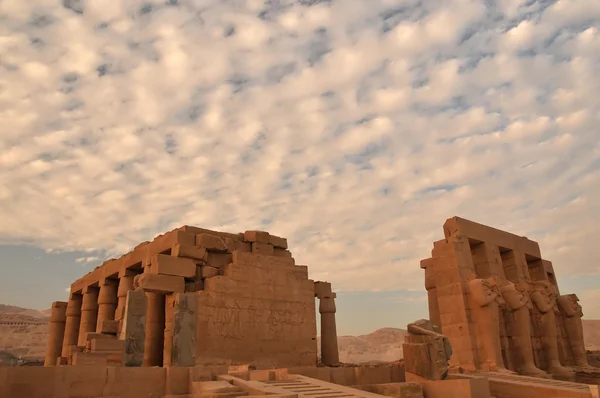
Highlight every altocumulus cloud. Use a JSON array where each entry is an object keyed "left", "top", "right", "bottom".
[{"left": 0, "top": 0, "right": 599, "bottom": 293}]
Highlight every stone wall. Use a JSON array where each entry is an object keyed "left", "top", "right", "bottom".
[
  {"left": 196, "top": 251, "right": 317, "bottom": 367},
  {"left": 0, "top": 365, "right": 404, "bottom": 398}
]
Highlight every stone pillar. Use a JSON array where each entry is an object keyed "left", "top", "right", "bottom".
[
  {"left": 121, "top": 290, "right": 147, "bottom": 367},
  {"left": 558, "top": 294, "right": 592, "bottom": 368},
  {"left": 61, "top": 294, "right": 82, "bottom": 357},
  {"left": 44, "top": 301, "right": 68, "bottom": 366},
  {"left": 115, "top": 274, "right": 135, "bottom": 328},
  {"left": 96, "top": 278, "right": 118, "bottom": 332},
  {"left": 78, "top": 286, "right": 99, "bottom": 347},
  {"left": 163, "top": 294, "right": 175, "bottom": 367},
  {"left": 319, "top": 293, "right": 340, "bottom": 366},
  {"left": 467, "top": 278, "right": 511, "bottom": 373},
  {"left": 171, "top": 293, "right": 197, "bottom": 366},
  {"left": 421, "top": 259, "right": 441, "bottom": 328},
  {"left": 143, "top": 292, "right": 165, "bottom": 367},
  {"left": 530, "top": 284, "right": 574, "bottom": 380},
  {"left": 501, "top": 283, "right": 549, "bottom": 378}
]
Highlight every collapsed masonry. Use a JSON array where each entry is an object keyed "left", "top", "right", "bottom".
[
  {"left": 420, "top": 217, "right": 599, "bottom": 382},
  {"left": 44, "top": 226, "right": 339, "bottom": 369}
]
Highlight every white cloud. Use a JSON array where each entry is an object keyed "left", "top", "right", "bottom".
[{"left": 0, "top": 0, "right": 598, "bottom": 297}]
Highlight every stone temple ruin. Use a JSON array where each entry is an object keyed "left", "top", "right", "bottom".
[
  {"left": 1, "top": 217, "right": 599, "bottom": 398},
  {"left": 45, "top": 227, "right": 340, "bottom": 369}
]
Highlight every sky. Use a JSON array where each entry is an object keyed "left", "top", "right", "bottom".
[{"left": 0, "top": 0, "right": 599, "bottom": 336}]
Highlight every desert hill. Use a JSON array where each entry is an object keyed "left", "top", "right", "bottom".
[{"left": 1, "top": 305, "right": 599, "bottom": 364}]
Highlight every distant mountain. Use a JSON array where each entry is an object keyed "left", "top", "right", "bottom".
[
  {"left": 0, "top": 305, "right": 50, "bottom": 319},
  {"left": 318, "top": 327, "right": 406, "bottom": 364},
  {"left": 1, "top": 304, "right": 599, "bottom": 364}
]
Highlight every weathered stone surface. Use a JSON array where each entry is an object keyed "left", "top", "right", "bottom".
[
  {"left": 252, "top": 242, "right": 274, "bottom": 256},
  {"left": 273, "top": 248, "right": 293, "bottom": 259},
  {"left": 90, "top": 338, "right": 124, "bottom": 352},
  {"left": 268, "top": 234, "right": 288, "bottom": 249},
  {"left": 202, "top": 265, "right": 219, "bottom": 279},
  {"left": 171, "top": 293, "right": 196, "bottom": 366},
  {"left": 172, "top": 244, "right": 207, "bottom": 261},
  {"left": 232, "top": 251, "right": 295, "bottom": 268},
  {"left": 121, "top": 290, "right": 147, "bottom": 367},
  {"left": 133, "top": 274, "right": 185, "bottom": 294},
  {"left": 196, "top": 233, "right": 228, "bottom": 252},
  {"left": 243, "top": 230, "right": 270, "bottom": 243},
  {"left": 98, "top": 319, "right": 118, "bottom": 335},
  {"left": 204, "top": 252, "right": 233, "bottom": 268},
  {"left": 148, "top": 254, "right": 196, "bottom": 278}
]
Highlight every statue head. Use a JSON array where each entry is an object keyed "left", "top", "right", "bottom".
[
  {"left": 499, "top": 283, "right": 531, "bottom": 310},
  {"left": 469, "top": 278, "right": 504, "bottom": 307},
  {"left": 530, "top": 282, "right": 555, "bottom": 313},
  {"left": 557, "top": 294, "right": 583, "bottom": 317}
]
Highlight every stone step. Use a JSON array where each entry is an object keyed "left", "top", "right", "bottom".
[
  {"left": 194, "top": 392, "right": 249, "bottom": 398},
  {"left": 191, "top": 380, "right": 249, "bottom": 398}
]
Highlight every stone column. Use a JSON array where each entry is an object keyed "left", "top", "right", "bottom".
[
  {"left": 530, "top": 285, "right": 574, "bottom": 380},
  {"left": 78, "top": 286, "right": 99, "bottom": 347},
  {"left": 319, "top": 293, "right": 340, "bottom": 366},
  {"left": 44, "top": 301, "right": 68, "bottom": 366},
  {"left": 421, "top": 259, "right": 441, "bottom": 328},
  {"left": 96, "top": 278, "right": 118, "bottom": 332},
  {"left": 115, "top": 274, "right": 135, "bottom": 328},
  {"left": 121, "top": 290, "right": 147, "bottom": 367},
  {"left": 501, "top": 283, "right": 549, "bottom": 378},
  {"left": 163, "top": 294, "right": 175, "bottom": 367},
  {"left": 143, "top": 292, "right": 165, "bottom": 367},
  {"left": 61, "top": 293, "right": 82, "bottom": 357},
  {"left": 558, "top": 294, "right": 592, "bottom": 368},
  {"left": 467, "top": 278, "right": 511, "bottom": 373}
]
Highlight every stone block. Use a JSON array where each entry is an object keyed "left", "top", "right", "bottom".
[
  {"left": 225, "top": 238, "right": 236, "bottom": 253},
  {"left": 273, "top": 248, "right": 293, "bottom": 259},
  {"left": 149, "top": 254, "right": 196, "bottom": 278},
  {"left": 121, "top": 290, "right": 147, "bottom": 367},
  {"left": 244, "top": 230, "right": 270, "bottom": 243},
  {"left": 191, "top": 381, "right": 239, "bottom": 395},
  {"left": 421, "top": 378, "right": 492, "bottom": 398},
  {"left": 196, "top": 233, "right": 228, "bottom": 252},
  {"left": 84, "top": 332, "right": 116, "bottom": 343},
  {"left": 90, "top": 338, "right": 125, "bottom": 352},
  {"left": 232, "top": 251, "right": 295, "bottom": 268},
  {"left": 202, "top": 266, "right": 220, "bottom": 279},
  {"left": 71, "top": 352, "right": 108, "bottom": 366},
  {"left": 134, "top": 273, "right": 185, "bottom": 294},
  {"left": 166, "top": 366, "right": 190, "bottom": 395},
  {"left": 172, "top": 244, "right": 207, "bottom": 261},
  {"left": 98, "top": 319, "right": 119, "bottom": 335},
  {"left": 353, "top": 382, "right": 423, "bottom": 398},
  {"left": 151, "top": 230, "right": 196, "bottom": 254},
  {"left": 252, "top": 242, "right": 274, "bottom": 256},
  {"left": 205, "top": 252, "right": 233, "bottom": 268},
  {"left": 314, "top": 281, "right": 333, "bottom": 298},
  {"left": 235, "top": 241, "right": 252, "bottom": 252},
  {"left": 268, "top": 234, "right": 288, "bottom": 249},
  {"left": 330, "top": 367, "right": 356, "bottom": 385},
  {"left": 104, "top": 367, "right": 166, "bottom": 398},
  {"left": 354, "top": 366, "right": 392, "bottom": 385}
]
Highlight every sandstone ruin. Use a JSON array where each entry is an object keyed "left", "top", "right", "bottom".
[
  {"left": 1, "top": 218, "right": 599, "bottom": 398},
  {"left": 44, "top": 226, "right": 339, "bottom": 369},
  {"left": 420, "top": 216, "right": 600, "bottom": 386}
]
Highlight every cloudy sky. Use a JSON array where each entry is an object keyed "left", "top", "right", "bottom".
[{"left": 0, "top": 0, "right": 599, "bottom": 335}]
